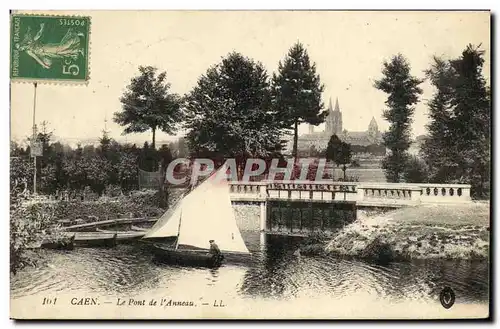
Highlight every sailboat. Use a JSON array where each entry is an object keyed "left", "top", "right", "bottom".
[{"left": 141, "top": 165, "right": 250, "bottom": 268}]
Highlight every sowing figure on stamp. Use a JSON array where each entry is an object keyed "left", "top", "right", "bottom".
[{"left": 17, "top": 23, "right": 85, "bottom": 69}]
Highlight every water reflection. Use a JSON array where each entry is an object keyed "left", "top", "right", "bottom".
[{"left": 11, "top": 232, "right": 489, "bottom": 308}]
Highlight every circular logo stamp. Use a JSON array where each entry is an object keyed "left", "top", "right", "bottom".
[{"left": 439, "top": 286, "right": 455, "bottom": 309}]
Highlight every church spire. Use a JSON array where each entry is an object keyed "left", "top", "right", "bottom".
[
  {"left": 334, "top": 97, "right": 340, "bottom": 112},
  {"left": 328, "top": 97, "right": 333, "bottom": 111}
]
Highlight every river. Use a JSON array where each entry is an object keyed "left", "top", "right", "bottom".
[{"left": 10, "top": 232, "right": 489, "bottom": 319}]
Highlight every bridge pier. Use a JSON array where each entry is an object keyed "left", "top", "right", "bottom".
[
  {"left": 259, "top": 201, "right": 267, "bottom": 231},
  {"left": 259, "top": 231, "right": 267, "bottom": 251}
]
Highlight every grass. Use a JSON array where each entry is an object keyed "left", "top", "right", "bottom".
[
  {"left": 387, "top": 202, "right": 490, "bottom": 228},
  {"left": 324, "top": 201, "right": 490, "bottom": 261},
  {"left": 332, "top": 168, "right": 386, "bottom": 182}
]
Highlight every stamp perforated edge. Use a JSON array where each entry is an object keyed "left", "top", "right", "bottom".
[{"left": 9, "top": 11, "right": 92, "bottom": 86}]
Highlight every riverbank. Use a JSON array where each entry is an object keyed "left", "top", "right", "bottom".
[
  {"left": 10, "top": 190, "right": 169, "bottom": 274},
  {"left": 323, "top": 202, "right": 489, "bottom": 261}
]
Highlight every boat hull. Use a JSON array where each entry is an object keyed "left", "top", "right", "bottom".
[
  {"left": 71, "top": 232, "right": 117, "bottom": 248},
  {"left": 96, "top": 228, "right": 145, "bottom": 243},
  {"left": 150, "top": 244, "right": 224, "bottom": 268}
]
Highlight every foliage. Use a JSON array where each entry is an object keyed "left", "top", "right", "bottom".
[
  {"left": 117, "top": 151, "right": 139, "bottom": 191},
  {"left": 421, "top": 44, "right": 490, "bottom": 198},
  {"left": 184, "top": 52, "right": 283, "bottom": 174},
  {"left": 52, "top": 190, "right": 165, "bottom": 222},
  {"left": 10, "top": 157, "right": 33, "bottom": 193},
  {"left": 114, "top": 66, "right": 183, "bottom": 148},
  {"left": 168, "top": 137, "right": 189, "bottom": 158},
  {"left": 403, "top": 155, "right": 429, "bottom": 183},
  {"left": 326, "top": 134, "right": 353, "bottom": 180},
  {"left": 271, "top": 42, "right": 326, "bottom": 158},
  {"left": 10, "top": 130, "right": 175, "bottom": 197},
  {"left": 420, "top": 57, "right": 456, "bottom": 182},
  {"left": 10, "top": 177, "right": 56, "bottom": 274},
  {"left": 374, "top": 54, "right": 423, "bottom": 182}
]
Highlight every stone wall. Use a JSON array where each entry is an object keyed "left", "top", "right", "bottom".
[{"left": 232, "top": 202, "right": 261, "bottom": 231}]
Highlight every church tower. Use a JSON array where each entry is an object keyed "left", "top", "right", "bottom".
[
  {"left": 368, "top": 116, "right": 380, "bottom": 142},
  {"left": 325, "top": 97, "right": 343, "bottom": 136}
]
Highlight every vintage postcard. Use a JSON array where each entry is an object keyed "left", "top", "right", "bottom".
[{"left": 9, "top": 10, "right": 491, "bottom": 320}]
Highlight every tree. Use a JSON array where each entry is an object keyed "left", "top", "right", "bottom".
[
  {"left": 271, "top": 42, "right": 326, "bottom": 159},
  {"left": 449, "top": 44, "right": 490, "bottom": 197},
  {"left": 374, "top": 54, "right": 423, "bottom": 182},
  {"left": 98, "top": 129, "right": 113, "bottom": 155},
  {"left": 114, "top": 66, "right": 183, "bottom": 149},
  {"left": 36, "top": 121, "right": 53, "bottom": 152},
  {"left": 32, "top": 121, "right": 58, "bottom": 193},
  {"left": 62, "top": 150, "right": 86, "bottom": 191},
  {"left": 420, "top": 45, "right": 490, "bottom": 197},
  {"left": 118, "top": 152, "right": 138, "bottom": 191},
  {"left": 139, "top": 141, "right": 158, "bottom": 171},
  {"left": 326, "top": 134, "right": 352, "bottom": 181},
  {"left": 82, "top": 154, "right": 113, "bottom": 195},
  {"left": 184, "top": 52, "right": 282, "bottom": 175},
  {"left": 421, "top": 57, "right": 456, "bottom": 182}
]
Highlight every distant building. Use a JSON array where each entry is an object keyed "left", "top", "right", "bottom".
[{"left": 295, "top": 97, "right": 383, "bottom": 152}]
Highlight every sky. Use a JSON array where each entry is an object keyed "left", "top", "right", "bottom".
[{"left": 10, "top": 10, "right": 490, "bottom": 146}]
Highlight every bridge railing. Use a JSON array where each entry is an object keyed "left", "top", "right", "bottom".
[
  {"left": 229, "top": 181, "right": 267, "bottom": 201},
  {"left": 228, "top": 181, "right": 472, "bottom": 204},
  {"left": 266, "top": 181, "right": 357, "bottom": 202},
  {"left": 356, "top": 183, "right": 422, "bottom": 206},
  {"left": 414, "top": 183, "right": 472, "bottom": 203}
]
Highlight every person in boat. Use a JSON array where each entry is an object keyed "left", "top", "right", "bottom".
[{"left": 209, "top": 240, "right": 224, "bottom": 262}]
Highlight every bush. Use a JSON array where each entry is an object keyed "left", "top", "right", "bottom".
[
  {"left": 360, "top": 237, "right": 395, "bottom": 263},
  {"left": 103, "top": 184, "right": 123, "bottom": 197},
  {"left": 51, "top": 190, "right": 166, "bottom": 222},
  {"left": 403, "top": 155, "right": 429, "bottom": 183},
  {"left": 10, "top": 194, "right": 57, "bottom": 274}
]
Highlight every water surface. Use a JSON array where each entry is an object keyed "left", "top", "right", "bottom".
[{"left": 10, "top": 232, "right": 489, "bottom": 319}]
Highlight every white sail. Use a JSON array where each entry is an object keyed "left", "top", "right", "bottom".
[
  {"left": 142, "top": 197, "right": 183, "bottom": 239},
  {"left": 143, "top": 166, "right": 250, "bottom": 254},
  {"left": 177, "top": 169, "right": 250, "bottom": 254}
]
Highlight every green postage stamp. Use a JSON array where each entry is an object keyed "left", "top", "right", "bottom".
[{"left": 10, "top": 14, "right": 90, "bottom": 83}]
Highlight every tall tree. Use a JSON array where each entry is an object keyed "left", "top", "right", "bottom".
[
  {"left": 449, "top": 44, "right": 490, "bottom": 196},
  {"left": 420, "top": 45, "right": 490, "bottom": 197},
  {"left": 114, "top": 66, "right": 182, "bottom": 149},
  {"left": 421, "top": 56, "right": 456, "bottom": 182},
  {"left": 374, "top": 54, "right": 423, "bottom": 182},
  {"left": 451, "top": 45, "right": 491, "bottom": 197},
  {"left": 271, "top": 42, "right": 326, "bottom": 159},
  {"left": 184, "top": 52, "right": 282, "bottom": 174}
]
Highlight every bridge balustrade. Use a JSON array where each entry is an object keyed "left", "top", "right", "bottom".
[{"left": 228, "top": 181, "right": 472, "bottom": 205}]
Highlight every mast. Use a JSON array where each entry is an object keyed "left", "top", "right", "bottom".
[{"left": 174, "top": 210, "right": 183, "bottom": 250}]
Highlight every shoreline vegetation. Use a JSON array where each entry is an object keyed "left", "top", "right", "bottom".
[
  {"left": 10, "top": 190, "right": 167, "bottom": 274},
  {"left": 300, "top": 202, "right": 489, "bottom": 262}
]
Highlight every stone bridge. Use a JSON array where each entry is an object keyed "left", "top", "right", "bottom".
[{"left": 229, "top": 180, "right": 472, "bottom": 234}]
